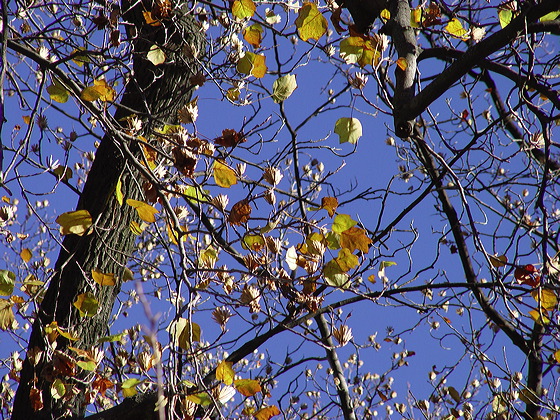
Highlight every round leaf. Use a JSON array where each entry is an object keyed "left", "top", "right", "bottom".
[{"left": 334, "top": 117, "right": 362, "bottom": 145}]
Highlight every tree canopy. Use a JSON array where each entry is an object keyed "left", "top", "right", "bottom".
[{"left": 1, "top": 0, "right": 560, "bottom": 419}]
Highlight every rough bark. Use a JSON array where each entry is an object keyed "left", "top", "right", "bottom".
[{"left": 12, "top": 1, "right": 204, "bottom": 418}]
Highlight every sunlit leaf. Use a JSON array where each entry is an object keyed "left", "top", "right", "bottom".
[
  {"left": 498, "top": 9, "right": 513, "bottom": 28},
  {"left": 186, "top": 392, "right": 213, "bottom": 406},
  {"left": 126, "top": 199, "right": 159, "bottom": 223},
  {"left": 216, "top": 360, "right": 235, "bottom": 385},
  {"left": 242, "top": 234, "right": 265, "bottom": 251},
  {"left": 295, "top": 2, "right": 328, "bottom": 42},
  {"left": 73, "top": 292, "right": 99, "bottom": 317},
  {"left": 199, "top": 246, "right": 218, "bottom": 268},
  {"left": 71, "top": 47, "right": 90, "bottom": 66},
  {"left": 234, "top": 379, "right": 261, "bottom": 396},
  {"left": 332, "top": 214, "right": 357, "bottom": 233},
  {"left": 47, "top": 79, "right": 69, "bottom": 103},
  {"left": 380, "top": 9, "right": 390, "bottom": 21},
  {"left": 237, "top": 52, "right": 267, "bottom": 78},
  {"left": 340, "top": 227, "right": 372, "bottom": 253},
  {"left": 554, "top": 349, "right": 560, "bottom": 364},
  {"left": 169, "top": 318, "right": 201, "bottom": 350},
  {"left": 50, "top": 378, "right": 66, "bottom": 400},
  {"left": 130, "top": 220, "right": 147, "bottom": 235},
  {"left": 232, "top": 0, "right": 255, "bottom": 20},
  {"left": 0, "top": 299, "right": 15, "bottom": 330},
  {"left": 56, "top": 210, "right": 93, "bottom": 236},
  {"left": 340, "top": 36, "right": 382, "bottom": 68},
  {"left": 410, "top": 7, "right": 422, "bottom": 28},
  {"left": 147, "top": 44, "right": 166, "bottom": 65},
  {"left": 98, "top": 331, "right": 126, "bottom": 343},
  {"left": 272, "top": 74, "right": 297, "bottom": 103},
  {"left": 540, "top": 10, "right": 560, "bottom": 21},
  {"left": 0, "top": 270, "right": 15, "bottom": 296},
  {"left": 226, "top": 87, "right": 241, "bottom": 102},
  {"left": 115, "top": 176, "right": 124, "bottom": 205},
  {"left": 335, "top": 248, "right": 359, "bottom": 272},
  {"left": 396, "top": 57, "right": 408, "bottom": 71},
  {"left": 121, "top": 378, "right": 142, "bottom": 398},
  {"left": 20, "top": 248, "right": 32, "bottom": 263},
  {"left": 80, "top": 78, "right": 116, "bottom": 102},
  {"left": 286, "top": 246, "right": 298, "bottom": 271},
  {"left": 531, "top": 289, "right": 558, "bottom": 311},
  {"left": 334, "top": 117, "right": 362, "bottom": 144},
  {"left": 445, "top": 18, "right": 468, "bottom": 39},
  {"left": 529, "top": 309, "right": 550, "bottom": 325},
  {"left": 91, "top": 269, "right": 116, "bottom": 286},
  {"left": 323, "top": 260, "right": 350, "bottom": 288},
  {"left": 213, "top": 160, "right": 238, "bottom": 188},
  {"left": 255, "top": 405, "right": 281, "bottom": 420},
  {"left": 243, "top": 23, "right": 263, "bottom": 48}
]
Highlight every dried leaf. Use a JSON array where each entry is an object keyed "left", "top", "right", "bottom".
[
  {"left": 234, "top": 379, "right": 261, "bottom": 397},
  {"left": 214, "top": 129, "right": 246, "bottom": 147},
  {"left": 147, "top": 44, "right": 166, "bottom": 65},
  {"left": 255, "top": 405, "right": 281, "bottom": 420},
  {"left": 228, "top": 199, "right": 252, "bottom": 225}
]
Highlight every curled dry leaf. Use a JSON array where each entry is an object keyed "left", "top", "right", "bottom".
[
  {"left": 172, "top": 146, "right": 198, "bottom": 177},
  {"left": 263, "top": 167, "right": 283, "bottom": 186},
  {"left": 214, "top": 129, "right": 246, "bottom": 148},
  {"left": 333, "top": 324, "right": 353, "bottom": 347},
  {"left": 228, "top": 199, "right": 252, "bottom": 225}
]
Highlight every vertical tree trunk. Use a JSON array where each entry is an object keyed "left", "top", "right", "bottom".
[{"left": 12, "top": 2, "right": 205, "bottom": 418}]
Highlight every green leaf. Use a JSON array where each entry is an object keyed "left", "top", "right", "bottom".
[
  {"left": 98, "top": 332, "right": 126, "bottom": 343},
  {"left": 323, "top": 260, "right": 350, "bottom": 288},
  {"left": 295, "top": 2, "right": 328, "bottom": 42},
  {"left": 272, "top": 74, "right": 297, "bottom": 103},
  {"left": 0, "top": 270, "right": 15, "bottom": 296},
  {"left": 498, "top": 9, "right": 513, "bottom": 28},
  {"left": 332, "top": 214, "right": 357, "bottom": 233},
  {"left": 237, "top": 52, "right": 267, "bottom": 78},
  {"left": 169, "top": 318, "right": 201, "bottom": 350},
  {"left": 232, "top": 0, "right": 256, "bottom": 20},
  {"left": 540, "top": 10, "right": 560, "bottom": 21},
  {"left": 0, "top": 299, "right": 15, "bottom": 330},
  {"left": 334, "top": 117, "right": 362, "bottom": 144},
  {"left": 50, "top": 379, "right": 66, "bottom": 400},
  {"left": 47, "top": 79, "right": 69, "bottom": 103},
  {"left": 73, "top": 292, "right": 99, "bottom": 317},
  {"left": 77, "top": 360, "right": 97, "bottom": 371},
  {"left": 242, "top": 234, "right": 265, "bottom": 251},
  {"left": 186, "top": 392, "right": 213, "bottom": 406},
  {"left": 121, "top": 378, "right": 143, "bottom": 398}
]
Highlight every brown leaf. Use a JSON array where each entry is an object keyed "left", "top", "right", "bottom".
[
  {"left": 214, "top": 129, "right": 246, "bottom": 148},
  {"left": 30, "top": 387, "right": 44, "bottom": 412},
  {"left": 321, "top": 196, "right": 338, "bottom": 217},
  {"left": 228, "top": 199, "right": 252, "bottom": 225},
  {"left": 93, "top": 376, "right": 114, "bottom": 397},
  {"left": 340, "top": 227, "right": 372, "bottom": 253},
  {"left": 172, "top": 146, "right": 198, "bottom": 177}
]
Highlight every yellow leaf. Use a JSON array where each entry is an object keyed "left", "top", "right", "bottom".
[
  {"left": 396, "top": 57, "right": 408, "bottom": 71},
  {"left": 213, "top": 160, "right": 238, "bottom": 188},
  {"left": 529, "top": 309, "right": 550, "bottom": 325},
  {"left": 334, "top": 117, "right": 362, "bottom": 144},
  {"left": 20, "top": 248, "right": 32, "bottom": 262},
  {"left": 295, "top": 2, "right": 328, "bottom": 42},
  {"left": 80, "top": 78, "right": 116, "bottom": 102},
  {"left": 380, "top": 9, "right": 390, "bottom": 21},
  {"left": 91, "top": 269, "right": 116, "bottom": 286},
  {"left": 130, "top": 220, "right": 147, "bottom": 235},
  {"left": 120, "top": 378, "right": 142, "bottom": 398},
  {"left": 554, "top": 349, "right": 560, "bottom": 364},
  {"left": 232, "top": 0, "right": 255, "bottom": 20},
  {"left": 339, "top": 36, "right": 381, "bottom": 68},
  {"left": 22, "top": 115, "right": 31, "bottom": 125},
  {"left": 531, "top": 289, "right": 558, "bottom": 311},
  {"left": 126, "top": 199, "right": 159, "bottom": 223},
  {"left": 216, "top": 360, "right": 235, "bottom": 385},
  {"left": 0, "top": 299, "right": 15, "bottom": 330},
  {"left": 272, "top": 74, "right": 298, "bottom": 103},
  {"left": 234, "top": 379, "right": 261, "bottom": 397},
  {"left": 237, "top": 52, "right": 267, "bottom": 78},
  {"left": 0, "top": 270, "right": 15, "bottom": 296},
  {"left": 186, "top": 392, "right": 212, "bottom": 406},
  {"left": 243, "top": 23, "right": 263, "bottom": 48},
  {"left": 335, "top": 248, "right": 359, "bottom": 272},
  {"left": 445, "top": 18, "right": 468, "bottom": 39},
  {"left": 115, "top": 176, "right": 124, "bottom": 205},
  {"left": 255, "top": 405, "right": 281, "bottom": 420},
  {"left": 169, "top": 318, "right": 201, "bottom": 350},
  {"left": 56, "top": 210, "right": 93, "bottom": 236},
  {"left": 410, "top": 7, "right": 422, "bottom": 28},
  {"left": 73, "top": 292, "right": 99, "bottom": 317}
]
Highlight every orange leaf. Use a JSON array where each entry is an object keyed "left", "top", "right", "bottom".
[
  {"left": 340, "top": 227, "right": 372, "bottom": 253},
  {"left": 396, "top": 57, "right": 408, "bottom": 71},
  {"left": 234, "top": 379, "right": 261, "bottom": 397},
  {"left": 321, "top": 197, "right": 338, "bottom": 217},
  {"left": 216, "top": 360, "right": 235, "bottom": 385},
  {"left": 255, "top": 405, "right": 281, "bottom": 420},
  {"left": 91, "top": 269, "right": 116, "bottom": 286}
]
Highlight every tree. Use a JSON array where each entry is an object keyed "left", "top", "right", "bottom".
[{"left": 1, "top": 0, "right": 559, "bottom": 419}]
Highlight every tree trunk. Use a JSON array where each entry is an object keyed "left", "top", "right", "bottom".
[{"left": 12, "top": 2, "right": 204, "bottom": 418}]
